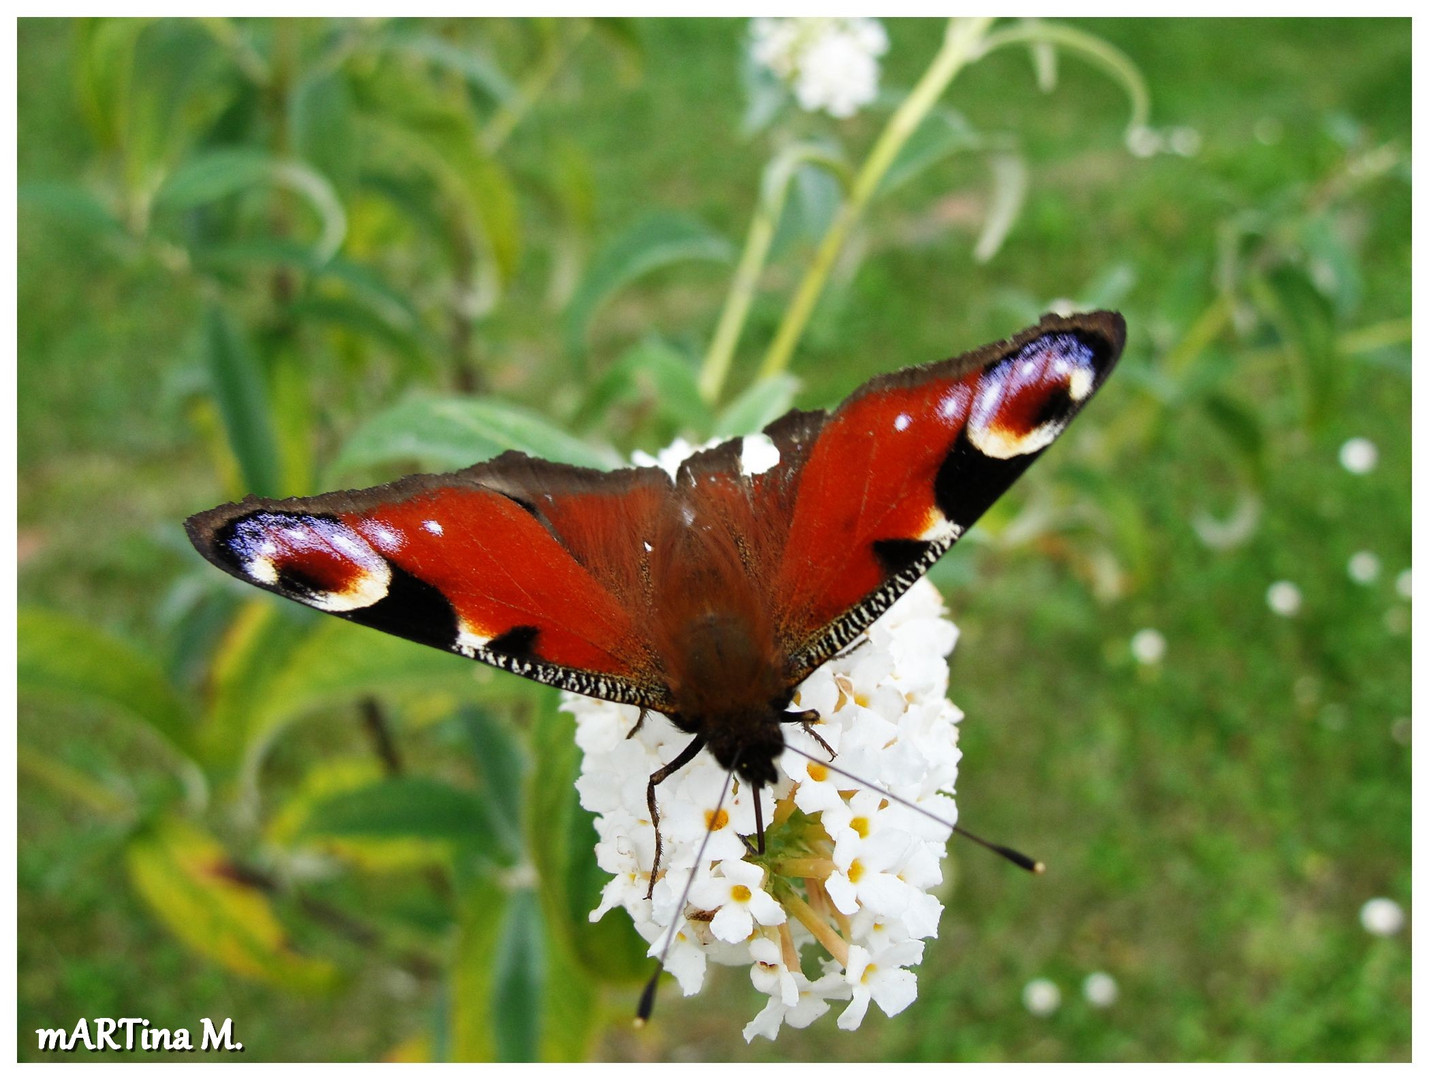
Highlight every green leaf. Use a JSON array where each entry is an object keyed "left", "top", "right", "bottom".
[
  {"left": 1257, "top": 264, "right": 1342, "bottom": 429},
  {"left": 157, "top": 151, "right": 348, "bottom": 263},
  {"left": 73, "top": 17, "right": 152, "bottom": 151},
  {"left": 329, "top": 393, "right": 622, "bottom": 478},
  {"left": 19, "top": 608, "right": 197, "bottom": 759},
  {"left": 237, "top": 616, "right": 488, "bottom": 775},
  {"left": 203, "top": 305, "right": 283, "bottom": 498},
  {"left": 365, "top": 109, "right": 521, "bottom": 284},
  {"left": 973, "top": 151, "right": 1029, "bottom": 264},
  {"left": 564, "top": 213, "right": 733, "bottom": 353},
  {"left": 877, "top": 106, "right": 982, "bottom": 199},
  {"left": 460, "top": 708, "right": 526, "bottom": 860},
  {"left": 450, "top": 876, "right": 507, "bottom": 1061},
  {"left": 714, "top": 373, "right": 801, "bottom": 437},
  {"left": 18, "top": 744, "right": 133, "bottom": 818},
  {"left": 491, "top": 888, "right": 545, "bottom": 1062},
  {"left": 301, "top": 776, "right": 506, "bottom": 860},
  {"left": 291, "top": 70, "right": 359, "bottom": 195},
  {"left": 390, "top": 34, "right": 517, "bottom": 105},
  {"left": 126, "top": 815, "right": 338, "bottom": 992},
  {"left": 155, "top": 147, "right": 274, "bottom": 210},
  {"left": 1201, "top": 391, "right": 1268, "bottom": 486},
  {"left": 579, "top": 336, "right": 710, "bottom": 435},
  {"left": 528, "top": 703, "right": 647, "bottom": 987},
  {"left": 18, "top": 181, "right": 124, "bottom": 235}
]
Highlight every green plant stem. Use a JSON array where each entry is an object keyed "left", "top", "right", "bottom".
[
  {"left": 758, "top": 17, "right": 994, "bottom": 381},
  {"left": 699, "top": 145, "right": 848, "bottom": 403},
  {"left": 699, "top": 192, "right": 781, "bottom": 403},
  {"left": 483, "top": 22, "right": 591, "bottom": 153}
]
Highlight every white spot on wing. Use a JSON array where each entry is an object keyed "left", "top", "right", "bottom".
[
  {"left": 457, "top": 625, "right": 493, "bottom": 654},
  {"left": 247, "top": 555, "right": 279, "bottom": 585},
  {"left": 423, "top": 519, "right": 444, "bottom": 535},
  {"left": 739, "top": 433, "right": 781, "bottom": 476},
  {"left": 369, "top": 524, "right": 401, "bottom": 551},
  {"left": 894, "top": 413, "right": 912, "bottom": 432}
]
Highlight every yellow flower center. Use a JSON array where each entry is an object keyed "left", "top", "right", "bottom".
[
  {"left": 706, "top": 808, "right": 729, "bottom": 830},
  {"left": 848, "top": 859, "right": 864, "bottom": 884},
  {"left": 850, "top": 816, "right": 870, "bottom": 838},
  {"left": 862, "top": 963, "right": 877, "bottom": 984},
  {"left": 731, "top": 884, "right": 752, "bottom": 902},
  {"left": 806, "top": 763, "right": 829, "bottom": 782}
]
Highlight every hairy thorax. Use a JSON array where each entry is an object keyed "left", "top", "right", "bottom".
[{"left": 666, "top": 608, "right": 790, "bottom": 786}]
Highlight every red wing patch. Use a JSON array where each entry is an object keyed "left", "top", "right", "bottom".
[
  {"left": 772, "top": 311, "right": 1124, "bottom": 676},
  {"left": 186, "top": 468, "right": 675, "bottom": 709}
]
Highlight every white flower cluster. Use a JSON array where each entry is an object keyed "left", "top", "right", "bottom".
[
  {"left": 750, "top": 17, "right": 890, "bottom": 120},
  {"left": 565, "top": 576, "right": 963, "bottom": 1041}
]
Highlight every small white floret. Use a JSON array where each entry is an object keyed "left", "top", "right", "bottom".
[
  {"left": 1023, "top": 978, "right": 1061, "bottom": 1016},
  {"left": 1360, "top": 897, "right": 1405, "bottom": 937},
  {"left": 1339, "top": 437, "right": 1378, "bottom": 475},
  {"left": 1083, "top": 971, "right": 1118, "bottom": 1008},
  {"left": 1266, "top": 581, "right": 1302, "bottom": 617}
]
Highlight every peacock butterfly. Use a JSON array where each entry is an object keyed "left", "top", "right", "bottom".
[{"left": 186, "top": 309, "right": 1123, "bottom": 922}]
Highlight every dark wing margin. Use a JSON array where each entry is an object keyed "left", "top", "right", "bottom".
[
  {"left": 772, "top": 310, "right": 1125, "bottom": 680},
  {"left": 185, "top": 457, "right": 680, "bottom": 710}
]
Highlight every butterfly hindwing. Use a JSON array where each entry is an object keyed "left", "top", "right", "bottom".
[
  {"left": 770, "top": 311, "right": 1125, "bottom": 678},
  {"left": 185, "top": 460, "right": 678, "bottom": 709}
]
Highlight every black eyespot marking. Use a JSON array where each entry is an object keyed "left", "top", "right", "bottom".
[
  {"left": 934, "top": 430, "right": 1036, "bottom": 529},
  {"left": 873, "top": 538, "right": 934, "bottom": 576},
  {"left": 486, "top": 624, "right": 540, "bottom": 657},
  {"left": 1035, "top": 384, "right": 1074, "bottom": 427},
  {"left": 347, "top": 563, "right": 460, "bottom": 650}
]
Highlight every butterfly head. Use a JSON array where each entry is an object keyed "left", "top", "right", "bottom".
[{"left": 701, "top": 708, "right": 785, "bottom": 789}]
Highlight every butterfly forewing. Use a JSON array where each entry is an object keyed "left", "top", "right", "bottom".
[
  {"left": 185, "top": 466, "right": 675, "bottom": 709},
  {"left": 769, "top": 311, "right": 1125, "bottom": 678}
]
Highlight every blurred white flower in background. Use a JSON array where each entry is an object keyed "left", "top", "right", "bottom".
[
  {"left": 750, "top": 18, "right": 889, "bottom": 119},
  {"left": 1130, "top": 628, "right": 1166, "bottom": 665},
  {"left": 1395, "top": 569, "right": 1411, "bottom": 600},
  {"left": 1266, "top": 581, "right": 1303, "bottom": 617},
  {"left": 1339, "top": 437, "right": 1379, "bottom": 475},
  {"left": 1347, "top": 551, "right": 1381, "bottom": 584},
  {"left": 1083, "top": 971, "right": 1119, "bottom": 1008},
  {"left": 1022, "top": 977, "right": 1061, "bottom": 1016},
  {"left": 1359, "top": 897, "right": 1405, "bottom": 937}
]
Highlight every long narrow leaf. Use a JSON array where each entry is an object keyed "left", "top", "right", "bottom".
[
  {"left": 490, "top": 888, "right": 544, "bottom": 1061},
  {"left": 203, "top": 306, "right": 283, "bottom": 498},
  {"left": 126, "top": 815, "right": 338, "bottom": 992},
  {"left": 19, "top": 608, "right": 197, "bottom": 759},
  {"left": 564, "top": 213, "right": 733, "bottom": 353},
  {"left": 329, "top": 393, "right": 622, "bottom": 478}
]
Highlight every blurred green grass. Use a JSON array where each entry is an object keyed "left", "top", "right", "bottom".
[{"left": 18, "top": 17, "right": 1409, "bottom": 1061}]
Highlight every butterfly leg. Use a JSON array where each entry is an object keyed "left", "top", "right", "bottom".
[
  {"left": 643, "top": 735, "right": 706, "bottom": 900},
  {"left": 782, "top": 708, "right": 836, "bottom": 760},
  {"left": 626, "top": 708, "right": 650, "bottom": 740}
]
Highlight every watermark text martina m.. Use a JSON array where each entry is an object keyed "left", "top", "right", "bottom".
[{"left": 37, "top": 1017, "right": 244, "bottom": 1053}]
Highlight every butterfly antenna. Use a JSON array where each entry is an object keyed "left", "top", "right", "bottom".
[
  {"left": 782, "top": 745, "right": 1044, "bottom": 875},
  {"left": 636, "top": 760, "right": 738, "bottom": 1026}
]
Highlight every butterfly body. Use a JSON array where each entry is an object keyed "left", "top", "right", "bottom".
[{"left": 187, "top": 311, "right": 1124, "bottom": 802}]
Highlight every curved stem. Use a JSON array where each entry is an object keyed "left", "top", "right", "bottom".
[
  {"left": 975, "top": 20, "right": 1150, "bottom": 138},
  {"left": 757, "top": 17, "right": 994, "bottom": 381}
]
